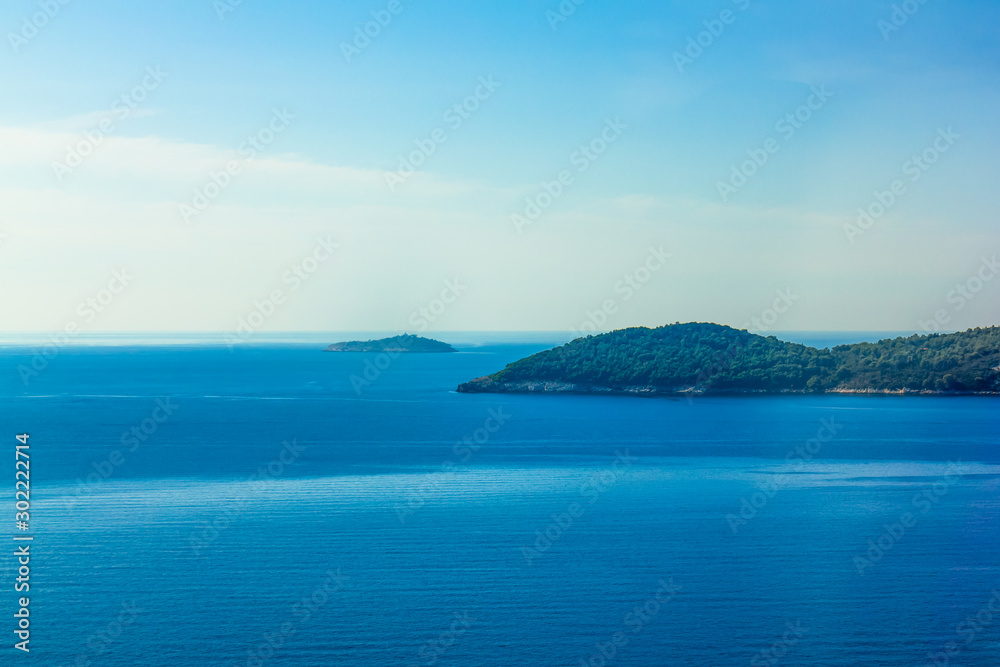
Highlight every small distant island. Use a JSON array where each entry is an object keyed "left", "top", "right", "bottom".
[
  {"left": 457, "top": 323, "right": 1000, "bottom": 396},
  {"left": 326, "top": 334, "right": 457, "bottom": 353}
]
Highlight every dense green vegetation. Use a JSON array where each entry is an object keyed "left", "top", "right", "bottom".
[
  {"left": 326, "top": 334, "right": 456, "bottom": 353},
  {"left": 457, "top": 323, "right": 1000, "bottom": 394}
]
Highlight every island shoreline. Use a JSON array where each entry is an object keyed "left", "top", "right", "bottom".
[{"left": 456, "top": 381, "right": 1000, "bottom": 397}]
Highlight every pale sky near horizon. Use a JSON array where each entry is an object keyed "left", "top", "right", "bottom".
[{"left": 1, "top": 0, "right": 998, "bottom": 335}]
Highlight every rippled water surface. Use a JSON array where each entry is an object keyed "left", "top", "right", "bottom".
[{"left": 1, "top": 343, "right": 998, "bottom": 665}]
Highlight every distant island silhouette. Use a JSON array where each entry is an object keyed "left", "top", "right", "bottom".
[
  {"left": 326, "top": 334, "right": 457, "bottom": 353},
  {"left": 457, "top": 323, "right": 1000, "bottom": 396}
]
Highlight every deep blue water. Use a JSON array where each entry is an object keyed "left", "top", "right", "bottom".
[{"left": 1, "top": 340, "right": 998, "bottom": 666}]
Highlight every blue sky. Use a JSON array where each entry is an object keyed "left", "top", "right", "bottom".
[{"left": 1, "top": 0, "right": 998, "bottom": 334}]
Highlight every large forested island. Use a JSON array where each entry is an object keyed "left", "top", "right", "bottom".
[
  {"left": 326, "top": 334, "right": 456, "bottom": 353},
  {"left": 457, "top": 323, "right": 1000, "bottom": 395}
]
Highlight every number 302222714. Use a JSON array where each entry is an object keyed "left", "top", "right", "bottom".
[{"left": 15, "top": 433, "right": 30, "bottom": 531}]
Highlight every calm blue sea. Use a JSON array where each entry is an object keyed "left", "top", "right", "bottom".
[{"left": 1, "top": 337, "right": 998, "bottom": 666}]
